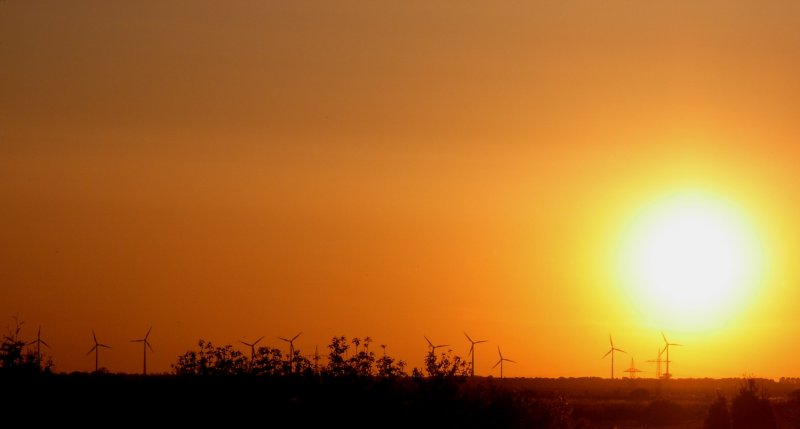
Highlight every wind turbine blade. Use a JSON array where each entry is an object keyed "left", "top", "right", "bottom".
[
  {"left": 672, "top": 343, "right": 683, "bottom": 347},
  {"left": 661, "top": 331, "right": 668, "bottom": 344},
  {"left": 602, "top": 349, "right": 612, "bottom": 359},
  {"left": 609, "top": 334, "right": 613, "bottom": 347},
  {"left": 292, "top": 332, "right": 302, "bottom": 341},
  {"left": 464, "top": 332, "right": 473, "bottom": 343},
  {"left": 239, "top": 340, "right": 251, "bottom": 346},
  {"left": 439, "top": 344, "right": 449, "bottom": 348},
  {"left": 87, "top": 346, "right": 96, "bottom": 355},
  {"left": 615, "top": 348, "right": 627, "bottom": 354},
  {"left": 254, "top": 336, "right": 264, "bottom": 345},
  {"left": 492, "top": 360, "right": 501, "bottom": 369},
  {"left": 131, "top": 339, "right": 143, "bottom": 343},
  {"left": 146, "top": 342, "right": 154, "bottom": 352},
  {"left": 468, "top": 345, "right": 474, "bottom": 355},
  {"left": 41, "top": 340, "right": 50, "bottom": 348},
  {"left": 99, "top": 344, "right": 111, "bottom": 349},
  {"left": 93, "top": 330, "right": 97, "bottom": 343},
  {"left": 497, "top": 346, "right": 503, "bottom": 359},
  {"left": 424, "top": 336, "right": 433, "bottom": 347},
  {"left": 505, "top": 359, "right": 516, "bottom": 364},
  {"left": 476, "top": 340, "right": 488, "bottom": 344},
  {"left": 27, "top": 340, "right": 36, "bottom": 346},
  {"left": 278, "top": 337, "right": 289, "bottom": 342}
]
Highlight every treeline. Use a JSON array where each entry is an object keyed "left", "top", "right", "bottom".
[{"left": 172, "top": 335, "right": 466, "bottom": 379}]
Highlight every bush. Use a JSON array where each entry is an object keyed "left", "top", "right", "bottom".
[{"left": 730, "top": 378, "right": 777, "bottom": 429}]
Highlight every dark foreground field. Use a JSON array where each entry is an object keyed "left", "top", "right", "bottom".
[{"left": 3, "top": 374, "right": 799, "bottom": 428}]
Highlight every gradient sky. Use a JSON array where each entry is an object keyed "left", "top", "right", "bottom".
[{"left": 3, "top": 1, "right": 800, "bottom": 377}]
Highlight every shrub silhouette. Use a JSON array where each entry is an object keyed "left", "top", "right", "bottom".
[
  {"left": 423, "top": 348, "right": 468, "bottom": 379},
  {"left": 0, "top": 317, "right": 47, "bottom": 375},
  {"left": 704, "top": 393, "right": 731, "bottom": 429},
  {"left": 730, "top": 378, "right": 777, "bottom": 429},
  {"left": 173, "top": 340, "right": 248, "bottom": 376}
]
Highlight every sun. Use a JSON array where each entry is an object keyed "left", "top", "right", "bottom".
[{"left": 617, "top": 191, "right": 765, "bottom": 329}]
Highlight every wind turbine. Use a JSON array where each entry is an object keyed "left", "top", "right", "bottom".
[
  {"left": 27, "top": 326, "right": 50, "bottom": 369},
  {"left": 464, "top": 332, "right": 487, "bottom": 377},
  {"left": 87, "top": 330, "right": 111, "bottom": 373},
  {"left": 131, "top": 327, "right": 153, "bottom": 375},
  {"left": 424, "top": 336, "right": 449, "bottom": 354},
  {"left": 240, "top": 336, "right": 264, "bottom": 362},
  {"left": 661, "top": 332, "right": 681, "bottom": 379},
  {"left": 602, "top": 335, "right": 626, "bottom": 379},
  {"left": 623, "top": 358, "right": 643, "bottom": 379},
  {"left": 278, "top": 332, "right": 302, "bottom": 371},
  {"left": 492, "top": 346, "right": 515, "bottom": 379}
]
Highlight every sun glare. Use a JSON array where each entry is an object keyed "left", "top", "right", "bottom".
[{"left": 617, "top": 192, "right": 765, "bottom": 329}]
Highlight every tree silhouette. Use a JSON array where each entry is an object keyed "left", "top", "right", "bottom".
[
  {"left": 704, "top": 393, "right": 731, "bottom": 429},
  {"left": 730, "top": 378, "right": 777, "bottom": 429},
  {"left": 0, "top": 317, "right": 44, "bottom": 374}
]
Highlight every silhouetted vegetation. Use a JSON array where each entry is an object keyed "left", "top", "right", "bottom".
[
  {"left": 701, "top": 378, "right": 779, "bottom": 429},
  {"left": 0, "top": 318, "right": 51, "bottom": 376},
  {"left": 7, "top": 318, "right": 800, "bottom": 428},
  {"left": 704, "top": 393, "right": 731, "bottom": 429}
]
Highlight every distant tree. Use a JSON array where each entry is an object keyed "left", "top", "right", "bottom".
[
  {"left": 730, "top": 378, "right": 777, "bottom": 429},
  {"left": 0, "top": 317, "right": 42, "bottom": 375},
  {"left": 376, "top": 350, "right": 406, "bottom": 378},
  {"left": 250, "top": 346, "right": 285, "bottom": 376},
  {"left": 424, "top": 349, "right": 468, "bottom": 379},
  {"left": 704, "top": 393, "right": 731, "bottom": 429},
  {"left": 173, "top": 340, "right": 247, "bottom": 376},
  {"left": 326, "top": 336, "right": 353, "bottom": 377},
  {"left": 324, "top": 336, "right": 378, "bottom": 377}
]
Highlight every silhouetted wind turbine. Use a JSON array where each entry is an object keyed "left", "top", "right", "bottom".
[
  {"left": 424, "top": 336, "right": 449, "bottom": 354},
  {"left": 602, "top": 335, "right": 626, "bottom": 379},
  {"left": 661, "top": 332, "right": 681, "bottom": 379},
  {"left": 464, "top": 332, "right": 487, "bottom": 377},
  {"left": 278, "top": 332, "right": 302, "bottom": 371},
  {"left": 623, "top": 358, "right": 643, "bottom": 379},
  {"left": 240, "top": 336, "right": 264, "bottom": 362},
  {"left": 27, "top": 325, "right": 50, "bottom": 369},
  {"left": 87, "top": 330, "right": 111, "bottom": 373},
  {"left": 492, "top": 346, "right": 515, "bottom": 379},
  {"left": 131, "top": 327, "right": 153, "bottom": 375}
]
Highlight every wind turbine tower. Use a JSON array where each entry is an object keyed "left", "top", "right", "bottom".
[
  {"left": 87, "top": 330, "right": 111, "bottom": 373},
  {"left": 464, "top": 332, "right": 487, "bottom": 377},
  {"left": 278, "top": 332, "right": 302, "bottom": 371},
  {"left": 131, "top": 327, "right": 154, "bottom": 375},
  {"left": 602, "top": 335, "right": 626, "bottom": 379},
  {"left": 492, "top": 346, "right": 516, "bottom": 379},
  {"left": 27, "top": 326, "right": 50, "bottom": 369},
  {"left": 240, "top": 336, "right": 264, "bottom": 362},
  {"left": 661, "top": 332, "right": 681, "bottom": 379}
]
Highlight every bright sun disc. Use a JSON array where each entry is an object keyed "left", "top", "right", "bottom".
[{"left": 618, "top": 192, "right": 764, "bottom": 329}]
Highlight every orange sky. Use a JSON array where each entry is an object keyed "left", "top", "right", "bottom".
[{"left": 2, "top": 1, "right": 800, "bottom": 377}]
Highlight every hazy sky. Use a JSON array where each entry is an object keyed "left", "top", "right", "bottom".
[{"left": 3, "top": 1, "right": 800, "bottom": 377}]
